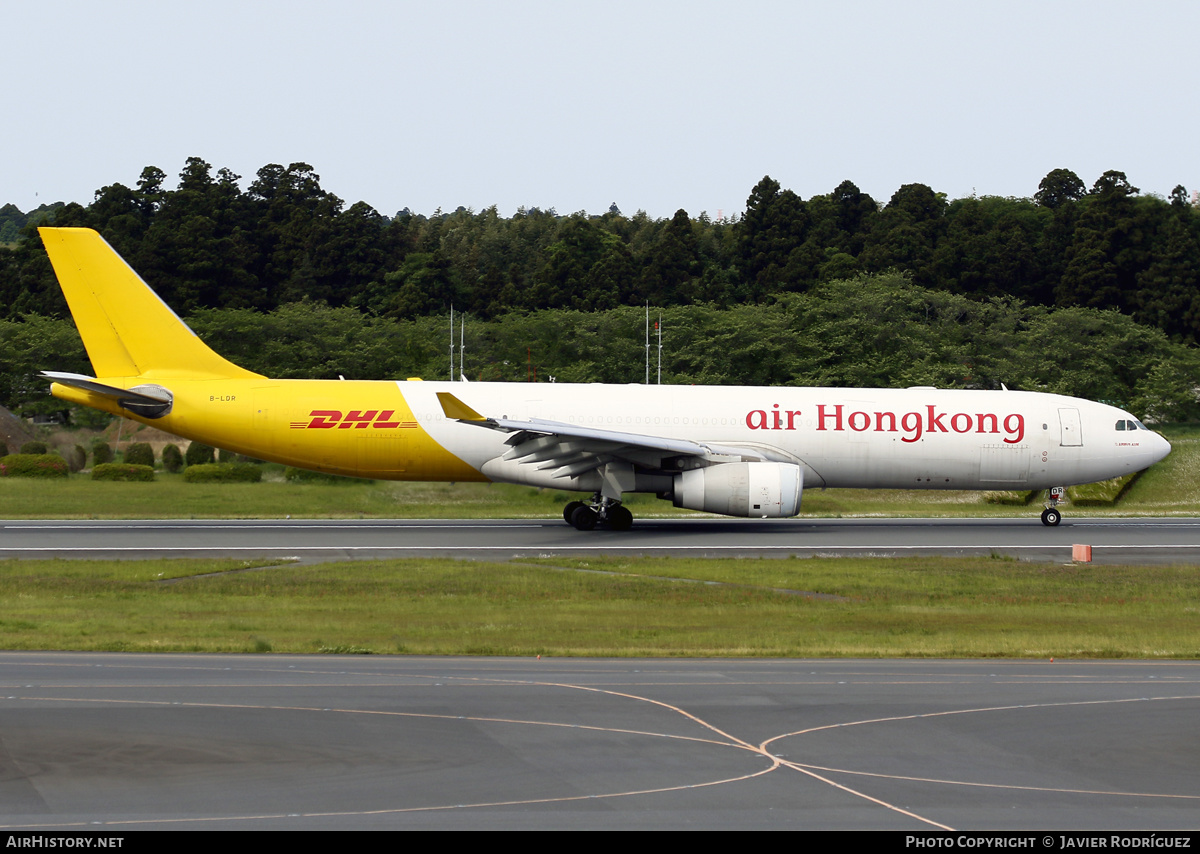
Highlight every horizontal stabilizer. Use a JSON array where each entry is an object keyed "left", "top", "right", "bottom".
[{"left": 42, "top": 371, "right": 174, "bottom": 418}]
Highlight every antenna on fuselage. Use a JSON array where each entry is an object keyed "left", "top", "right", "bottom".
[
  {"left": 645, "top": 302, "right": 650, "bottom": 384},
  {"left": 460, "top": 314, "right": 466, "bottom": 381},
  {"left": 657, "top": 313, "right": 662, "bottom": 384}
]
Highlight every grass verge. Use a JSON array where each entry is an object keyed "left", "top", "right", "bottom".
[{"left": 0, "top": 555, "right": 1195, "bottom": 658}]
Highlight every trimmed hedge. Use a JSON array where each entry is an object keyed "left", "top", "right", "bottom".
[
  {"left": 162, "top": 443, "right": 183, "bottom": 473},
  {"left": 92, "top": 463, "right": 155, "bottom": 482},
  {"left": 92, "top": 440, "right": 113, "bottom": 465},
  {"left": 185, "top": 442, "right": 215, "bottom": 466},
  {"left": 123, "top": 442, "right": 155, "bottom": 468},
  {"left": 20, "top": 441, "right": 48, "bottom": 455},
  {"left": 182, "top": 463, "right": 262, "bottom": 483},
  {"left": 0, "top": 454, "right": 70, "bottom": 478}
]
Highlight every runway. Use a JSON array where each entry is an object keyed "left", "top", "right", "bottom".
[
  {"left": 0, "top": 653, "right": 1196, "bottom": 830},
  {"left": 3, "top": 516, "right": 1200, "bottom": 563}
]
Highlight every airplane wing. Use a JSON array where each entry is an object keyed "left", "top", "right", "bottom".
[{"left": 436, "top": 391, "right": 781, "bottom": 479}]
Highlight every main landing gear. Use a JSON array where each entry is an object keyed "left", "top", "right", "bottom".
[
  {"left": 563, "top": 495, "right": 633, "bottom": 531},
  {"left": 1040, "top": 486, "right": 1065, "bottom": 527}
]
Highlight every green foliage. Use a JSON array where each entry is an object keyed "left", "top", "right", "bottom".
[
  {"left": 162, "top": 443, "right": 183, "bottom": 473},
  {"left": 186, "top": 277, "right": 1200, "bottom": 417},
  {"left": 0, "top": 454, "right": 69, "bottom": 478},
  {"left": 185, "top": 442, "right": 215, "bottom": 466},
  {"left": 91, "top": 463, "right": 155, "bottom": 482},
  {"left": 182, "top": 462, "right": 262, "bottom": 483},
  {"left": 19, "top": 441, "right": 47, "bottom": 455},
  {"left": 91, "top": 440, "right": 113, "bottom": 466},
  {"left": 123, "top": 442, "right": 155, "bottom": 468},
  {"left": 0, "top": 315, "right": 89, "bottom": 416},
  {"left": 7, "top": 158, "right": 1200, "bottom": 421},
  {"left": 0, "top": 442, "right": 7, "bottom": 457}
]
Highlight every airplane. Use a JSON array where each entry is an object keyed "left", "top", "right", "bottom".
[{"left": 37, "top": 227, "right": 1171, "bottom": 530}]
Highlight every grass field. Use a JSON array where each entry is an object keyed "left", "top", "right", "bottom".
[{"left": 0, "top": 554, "right": 1194, "bottom": 658}]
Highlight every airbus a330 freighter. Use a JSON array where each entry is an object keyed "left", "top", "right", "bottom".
[{"left": 38, "top": 228, "right": 1171, "bottom": 530}]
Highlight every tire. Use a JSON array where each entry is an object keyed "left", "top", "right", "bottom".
[
  {"left": 1041, "top": 507, "right": 1062, "bottom": 527},
  {"left": 563, "top": 500, "right": 584, "bottom": 524},
  {"left": 570, "top": 505, "right": 598, "bottom": 531},
  {"left": 607, "top": 505, "right": 633, "bottom": 531}
]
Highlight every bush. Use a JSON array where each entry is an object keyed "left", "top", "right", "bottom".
[
  {"left": 162, "top": 443, "right": 183, "bottom": 473},
  {"left": 182, "top": 463, "right": 262, "bottom": 483},
  {"left": 284, "top": 467, "right": 370, "bottom": 484},
  {"left": 91, "top": 463, "right": 154, "bottom": 482},
  {"left": 218, "top": 447, "right": 236, "bottom": 463},
  {"left": 0, "top": 454, "right": 70, "bottom": 478},
  {"left": 185, "top": 442, "right": 215, "bottom": 466},
  {"left": 92, "top": 440, "right": 113, "bottom": 466},
  {"left": 20, "top": 441, "right": 48, "bottom": 455},
  {"left": 0, "top": 443, "right": 7, "bottom": 457},
  {"left": 62, "top": 444, "right": 87, "bottom": 472},
  {"left": 124, "top": 442, "right": 155, "bottom": 468}
]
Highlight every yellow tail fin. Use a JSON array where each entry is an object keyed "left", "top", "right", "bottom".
[{"left": 39, "top": 227, "right": 262, "bottom": 380}]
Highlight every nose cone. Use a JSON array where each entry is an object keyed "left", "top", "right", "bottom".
[{"left": 1149, "top": 431, "right": 1172, "bottom": 466}]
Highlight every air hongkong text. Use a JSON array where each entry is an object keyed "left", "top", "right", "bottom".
[{"left": 745, "top": 403, "right": 1025, "bottom": 445}]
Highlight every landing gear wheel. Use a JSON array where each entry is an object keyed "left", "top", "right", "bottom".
[
  {"left": 1041, "top": 507, "right": 1061, "bottom": 527},
  {"left": 570, "top": 505, "right": 598, "bottom": 531},
  {"left": 563, "top": 501, "right": 584, "bottom": 524},
  {"left": 607, "top": 505, "right": 633, "bottom": 531}
]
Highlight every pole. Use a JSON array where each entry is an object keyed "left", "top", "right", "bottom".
[
  {"left": 645, "top": 303, "right": 650, "bottom": 384},
  {"left": 657, "top": 313, "right": 662, "bottom": 384}
]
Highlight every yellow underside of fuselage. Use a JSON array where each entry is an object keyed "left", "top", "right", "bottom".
[{"left": 52, "top": 378, "right": 485, "bottom": 482}]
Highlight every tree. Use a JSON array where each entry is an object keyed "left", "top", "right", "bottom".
[
  {"left": 1034, "top": 168, "right": 1086, "bottom": 209},
  {"left": 736, "top": 176, "right": 809, "bottom": 296}
]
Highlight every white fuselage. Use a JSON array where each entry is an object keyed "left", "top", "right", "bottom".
[{"left": 404, "top": 383, "right": 1169, "bottom": 493}]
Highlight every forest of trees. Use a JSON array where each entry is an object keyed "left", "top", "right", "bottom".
[{"left": 1, "top": 157, "right": 1198, "bottom": 422}]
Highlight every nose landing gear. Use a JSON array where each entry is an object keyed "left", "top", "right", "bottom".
[{"left": 1040, "top": 486, "right": 1065, "bottom": 526}]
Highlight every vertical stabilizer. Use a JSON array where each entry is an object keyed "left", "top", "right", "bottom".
[{"left": 39, "top": 227, "right": 262, "bottom": 380}]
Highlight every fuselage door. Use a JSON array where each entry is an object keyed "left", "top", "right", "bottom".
[{"left": 1058, "top": 407, "right": 1083, "bottom": 447}]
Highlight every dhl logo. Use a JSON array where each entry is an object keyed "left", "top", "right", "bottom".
[{"left": 290, "top": 410, "right": 419, "bottom": 430}]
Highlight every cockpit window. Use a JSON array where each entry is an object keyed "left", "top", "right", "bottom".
[
  {"left": 1116, "top": 419, "right": 1149, "bottom": 431},
  {"left": 1134, "top": 420, "right": 1149, "bottom": 431},
  {"left": 1116, "top": 420, "right": 1126, "bottom": 431}
]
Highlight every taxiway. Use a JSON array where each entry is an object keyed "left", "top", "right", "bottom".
[{"left": 2, "top": 516, "right": 1200, "bottom": 563}]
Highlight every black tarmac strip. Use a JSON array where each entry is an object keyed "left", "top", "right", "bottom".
[
  {"left": 3, "top": 516, "right": 1200, "bottom": 564},
  {"left": 0, "top": 655, "right": 1196, "bottom": 830}
]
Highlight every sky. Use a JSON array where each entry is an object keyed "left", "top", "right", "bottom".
[{"left": 4, "top": 1, "right": 1197, "bottom": 220}]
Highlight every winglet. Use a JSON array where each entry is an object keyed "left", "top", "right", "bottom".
[{"left": 437, "top": 391, "right": 486, "bottom": 421}]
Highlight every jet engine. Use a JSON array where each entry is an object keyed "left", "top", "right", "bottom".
[{"left": 672, "top": 461, "right": 802, "bottom": 518}]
